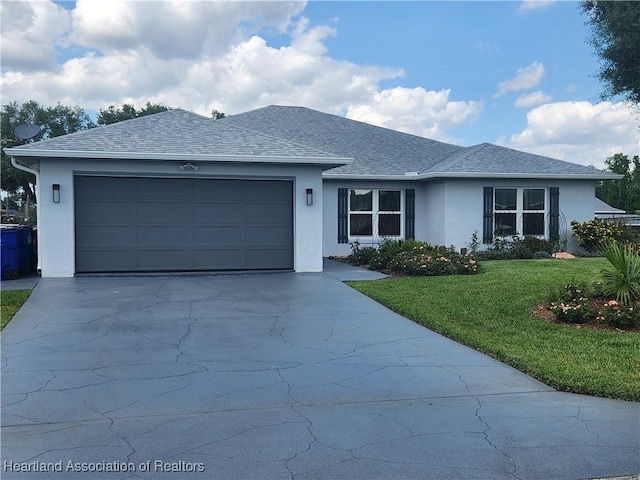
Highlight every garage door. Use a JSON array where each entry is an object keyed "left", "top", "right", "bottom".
[{"left": 75, "top": 176, "right": 293, "bottom": 273}]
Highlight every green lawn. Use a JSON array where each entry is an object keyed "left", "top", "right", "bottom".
[
  {"left": 1, "top": 289, "right": 31, "bottom": 331},
  {"left": 348, "top": 258, "right": 640, "bottom": 402}
]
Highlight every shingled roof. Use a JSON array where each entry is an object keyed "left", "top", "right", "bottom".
[
  {"left": 223, "top": 105, "right": 619, "bottom": 180},
  {"left": 5, "top": 108, "right": 350, "bottom": 168},
  {"left": 221, "top": 105, "right": 463, "bottom": 176},
  {"left": 425, "top": 142, "right": 609, "bottom": 176},
  {"left": 5, "top": 105, "right": 620, "bottom": 180}
]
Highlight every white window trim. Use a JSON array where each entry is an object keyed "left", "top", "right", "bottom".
[
  {"left": 494, "top": 187, "right": 548, "bottom": 239},
  {"left": 348, "top": 189, "right": 404, "bottom": 242}
]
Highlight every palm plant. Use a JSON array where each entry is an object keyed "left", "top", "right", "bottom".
[{"left": 599, "top": 241, "right": 640, "bottom": 305}]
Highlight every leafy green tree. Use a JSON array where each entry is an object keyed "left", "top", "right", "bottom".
[
  {"left": 1, "top": 101, "right": 95, "bottom": 202},
  {"left": 582, "top": 1, "right": 640, "bottom": 104},
  {"left": 596, "top": 153, "right": 640, "bottom": 213},
  {"left": 211, "top": 109, "right": 226, "bottom": 119},
  {"left": 97, "top": 101, "right": 170, "bottom": 125}
]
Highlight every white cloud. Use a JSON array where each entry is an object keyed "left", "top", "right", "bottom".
[
  {"left": 494, "top": 62, "right": 545, "bottom": 98},
  {"left": 346, "top": 87, "right": 482, "bottom": 142},
  {"left": 505, "top": 101, "right": 640, "bottom": 169},
  {"left": 0, "top": 16, "right": 401, "bottom": 115},
  {"left": 0, "top": 0, "right": 71, "bottom": 71},
  {"left": 518, "top": 1, "right": 555, "bottom": 14},
  {"left": 514, "top": 91, "right": 552, "bottom": 108},
  {"left": 0, "top": 1, "right": 482, "bottom": 146},
  {"left": 70, "top": 0, "right": 306, "bottom": 59}
]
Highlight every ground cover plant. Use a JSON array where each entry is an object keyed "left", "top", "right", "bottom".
[
  {"left": 348, "top": 258, "right": 640, "bottom": 401},
  {"left": 1, "top": 289, "right": 31, "bottom": 330}
]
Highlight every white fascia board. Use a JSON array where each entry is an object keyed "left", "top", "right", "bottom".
[
  {"left": 322, "top": 174, "right": 414, "bottom": 181},
  {"left": 4, "top": 148, "right": 352, "bottom": 167},
  {"left": 323, "top": 171, "right": 623, "bottom": 181},
  {"left": 418, "top": 171, "right": 625, "bottom": 181}
]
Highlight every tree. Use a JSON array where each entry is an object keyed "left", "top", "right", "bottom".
[
  {"left": 1, "top": 101, "right": 95, "bottom": 203},
  {"left": 211, "top": 109, "right": 226, "bottom": 119},
  {"left": 582, "top": 1, "right": 640, "bottom": 105},
  {"left": 97, "top": 101, "right": 170, "bottom": 125},
  {"left": 596, "top": 153, "right": 640, "bottom": 213}
]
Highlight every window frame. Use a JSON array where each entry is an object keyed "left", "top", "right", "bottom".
[
  {"left": 348, "top": 188, "right": 404, "bottom": 240},
  {"left": 493, "top": 187, "right": 548, "bottom": 238}
]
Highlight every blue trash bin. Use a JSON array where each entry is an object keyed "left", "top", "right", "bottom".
[
  {"left": 1, "top": 227, "right": 20, "bottom": 280},
  {"left": 16, "top": 227, "right": 34, "bottom": 275}
]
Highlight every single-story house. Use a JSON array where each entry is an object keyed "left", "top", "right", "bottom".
[{"left": 5, "top": 105, "right": 621, "bottom": 278}]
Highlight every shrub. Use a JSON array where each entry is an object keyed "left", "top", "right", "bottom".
[
  {"left": 476, "top": 235, "right": 554, "bottom": 260},
  {"left": 548, "top": 283, "right": 596, "bottom": 324},
  {"left": 571, "top": 219, "right": 636, "bottom": 252},
  {"left": 387, "top": 245, "right": 478, "bottom": 276},
  {"left": 597, "top": 300, "right": 640, "bottom": 329},
  {"left": 348, "top": 241, "right": 380, "bottom": 267},
  {"left": 509, "top": 236, "right": 554, "bottom": 258},
  {"left": 376, "top": 238, "right": 428, "bottom": 269},
  {"left": 599, "top": 241, "right": 640, "bottom": 305}
]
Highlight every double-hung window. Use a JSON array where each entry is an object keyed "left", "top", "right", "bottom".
[
  {"left": 494, "top": 188, "right": 546, "bottom": 237},
  {"left": 349, "top": 189, "right": 402, "bottom": 238}
]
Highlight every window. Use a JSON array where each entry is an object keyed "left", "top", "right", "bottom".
[
  {"left": 494, "top": 188, "right": 546, "bottom": 237},
  {"left": 349, "top": 189, "right": 402, "bottom": 238}
]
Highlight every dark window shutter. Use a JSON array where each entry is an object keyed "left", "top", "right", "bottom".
[
  {"left": 405, "top": 189, "right": 415, "bottom": 240},
  {"left": 483, "top": 187, "right": 494, "bottom": 244},
  {"left": 338, "top": 188, "right": 348, "bottom": 244},
  {"left": 549, "top": 187, "right": 559, "bottom": 242}
]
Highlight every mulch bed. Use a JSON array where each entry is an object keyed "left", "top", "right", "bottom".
[{"left": 533, "top": 301, "right": 640, "bottom": 333}]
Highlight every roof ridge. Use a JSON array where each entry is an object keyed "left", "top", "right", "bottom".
[
  {"left": 251, "top": 105, "right": 462, "bottom": 149},
  {"left": 422, "top": 142, "right": 488, "bottom": 173},
  {"left": 216, "top": 120, "right": 348, "bottom": 158},
  {"left": 14, "top": 109, "right": 207, "bottom": 147}
]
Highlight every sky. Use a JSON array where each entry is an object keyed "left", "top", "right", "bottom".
[{"left": 1, "top": 0, "right": 639, "bottom": 169}]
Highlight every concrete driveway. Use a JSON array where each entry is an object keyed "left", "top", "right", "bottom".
[{"left": 1, "top": 262, "right": 638, "bottom": 480}]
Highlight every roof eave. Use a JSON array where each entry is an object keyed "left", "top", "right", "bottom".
[
  {"left": 323, "top": 171, "right": 623, "bottom": 181},
  {"left": 420, "top": 171, "right": 624, "bottom": 180},
  {"left": 4, "top": 148, "right": 352, "bottom": 168}
]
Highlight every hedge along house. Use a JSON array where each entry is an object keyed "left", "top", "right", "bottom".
[{"left": 5, "top": 106, "right": 620, "bottom": 278}]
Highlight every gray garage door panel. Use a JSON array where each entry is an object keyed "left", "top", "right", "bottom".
[{"left": 75, "top": 176, "right": 293, "bottom": 273}]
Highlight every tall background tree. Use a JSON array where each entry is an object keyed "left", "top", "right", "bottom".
[
  {"left": 97, "top": 101, "right": 170, "bottom": 125},
  {"left": 582, "top": 1, "right": 640, "bottom": 105},
  {"left": 1, "top": 101, "right": 95, "bottom": 205},
  {"left": 596, "top": 153, "right": 640, "bottom": 213}
]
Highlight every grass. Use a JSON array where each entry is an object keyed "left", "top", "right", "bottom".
[
  {"left": 1, "top": 289, "right": 31, "bottom": 330},
  {"left": 348, "top": 258, "right": 640, "bottom": 402}
]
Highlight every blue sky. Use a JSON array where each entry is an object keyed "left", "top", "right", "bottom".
[{"left": 1, "top": 0, "right": 638, "bottom": 169}]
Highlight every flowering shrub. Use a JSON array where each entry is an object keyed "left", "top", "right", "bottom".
[
  {"left": 597, "top": 300, "right": 640, "bottom": 328},
  {"left": 570, "top": 219, "right": 636, "bottom": 252},
  {"left": 387, "top": 245, "right": 478, "bottom": 276},
  {"left": 549, "top": 283, "right": 596, "bottom": 324}
]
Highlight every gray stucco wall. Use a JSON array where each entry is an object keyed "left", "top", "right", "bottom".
[
  {"left": 437, "top": 178, "right": 597, "bottom": 251},
  {"left": 323, "top": 177, "right": 598, "bottom": 256},
  {"left": 322, "top": 180, "right": 418, "bottom": 257}
]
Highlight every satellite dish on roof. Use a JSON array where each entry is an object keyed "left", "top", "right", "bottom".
[
  {"left": 9, "top": 117, "right": 42, "bottom": 142},
  {"left": 13, "top": 123, "right": 42, "bottom": 142}
]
